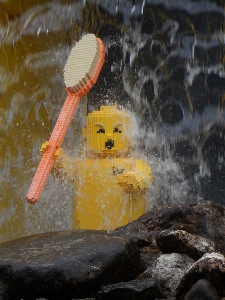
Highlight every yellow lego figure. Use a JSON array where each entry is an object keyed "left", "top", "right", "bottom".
[{"left": 50, "top": 105, "right": 153, "bottom": 230}]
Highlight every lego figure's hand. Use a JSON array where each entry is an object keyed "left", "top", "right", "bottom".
[
  {"left": 40, "top": 142, "right": 62, "bottom": 158},
  {"left": 40, "top": 141, "right": 50, "bottom": 156},
  {"left": 55, "top": 147, "right": 62, "bottom": 158},
  {"left": 117, "top": 161, "right": 153, "bottom": 193},
  {"left": 117, "top": 172, "right": 139, "bottom": 193}
]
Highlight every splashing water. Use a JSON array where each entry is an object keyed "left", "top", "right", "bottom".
[{"left": 1, "top": 0, "right": 225, "bottom": 242}]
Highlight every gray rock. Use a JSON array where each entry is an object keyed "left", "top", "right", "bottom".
[
  {"left": 184, "top": 279, "right": 220, "bottom": 300},
  {"left": 140, "top": 241, "right": 163, "bottom": 269},
  {"left": 0, "top": 230, "right": 141, "bottom": 300},
  {"left": 156, "top": 229, "right": 216, "bottom": 260},
  {"left": 113, "top": 220, "right": 153, "bottom": 247},
  {"left": 115, "top": 201, "right": 225, "bottom": 255},
  {"left": 0, "top": 281, "right": 8, "bottom": 300},
  {"left": 138, "top": 253, "right": 194, "bottom": 297},
  {"left": 96, "top": 277, "right": 163, "bottom": 300},
  {"left": 114, "top": 201, "right": 198, "bottom": 243},
  {"left": 176, "top": 252, "right": 225, "bottom": 299}
]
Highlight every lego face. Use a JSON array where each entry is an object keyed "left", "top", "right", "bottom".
[{"left": 86, "top": 106, "right": 130, "bottom": 154}]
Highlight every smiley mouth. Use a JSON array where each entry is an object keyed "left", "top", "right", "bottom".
[{"left": 105, "top": 140, "right": 114, "bottom": 149}]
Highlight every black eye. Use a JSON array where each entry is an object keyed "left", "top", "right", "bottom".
[
  {"left": 97, "top": 128, "right": 105, "bottom": 133},
  {"left": 113, "top": 128, "right": 122, "bottom": 133}
]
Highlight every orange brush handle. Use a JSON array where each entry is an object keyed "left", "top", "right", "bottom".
[{"left": 26, "top": 93, "right": 80, "bottom": 204}]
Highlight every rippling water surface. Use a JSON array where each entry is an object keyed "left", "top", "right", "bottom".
[{"left": 1, "top": 0, "right": 225, "bottom": 242}]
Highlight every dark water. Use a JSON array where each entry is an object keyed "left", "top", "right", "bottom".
[{"left": 1, "top": 0, "right": 225, "bottom": 242}]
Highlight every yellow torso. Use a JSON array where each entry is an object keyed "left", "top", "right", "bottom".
[{"left": 73, "top": 157, "right": 148, "bottom": 230}]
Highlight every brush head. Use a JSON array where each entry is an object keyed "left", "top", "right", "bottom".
[{"left": 63, "top": 34, "right": 103, "bottom": 93}]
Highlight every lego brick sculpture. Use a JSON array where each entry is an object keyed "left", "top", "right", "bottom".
[
  {"left": 26, "top": 33, "right": 152, "bottom": 230},
  {"left": 53, "top": 106, "right": 153, "bottom": 230}
]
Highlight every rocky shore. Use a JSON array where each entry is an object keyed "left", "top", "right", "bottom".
[{"left": 0, "top": 200, "right": 225, "bottom": 300}]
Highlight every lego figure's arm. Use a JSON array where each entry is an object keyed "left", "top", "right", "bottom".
[
  {"left": 40, "top": 141, "right": 77, "bottom": 183},
  {"left": 117, "top": 159, "right": 153, "bottom": 193}
]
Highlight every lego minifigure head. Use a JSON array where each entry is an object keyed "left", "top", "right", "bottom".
[{"left": 84, "top": 106, "right": 131, "bottom": 156}]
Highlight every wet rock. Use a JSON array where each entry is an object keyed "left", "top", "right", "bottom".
[
  {"left": 0, "top": 281, "right": 8, "bottom": 300},
  {"left": 115, "top": 201, "right": 225, "bottom": 255},
  {"left": 114, "top": 224, "right": 162, "bottom": 270},
  {"left": 0, "top": 230, "right": 141, "bottom": 300},
  {"left": 113, "top": 220, "right": 153, "bottom": 247},
  {"left": 140, "top": 240, "right": 163, "bottom": 269},
  {"left": 176, "top": 252, "right": 225, "bottom": 299},
  {"left": 156, "top": 229, "right": 216, "bottom": 260},
  {"left": 183, "top": 279, "right": 220, "bottom": 300},
  {"left": 139, "top": 201, "right": 194, "bottom": 234},
  {"left": 117, "top": 201, "right": 197, "bottom": 237},
  {"left": 138, "top": 253, "right": 194, "bottom": 297},
  {"left": 96, "top": 277, "right": 163, "bottom": 300}
]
